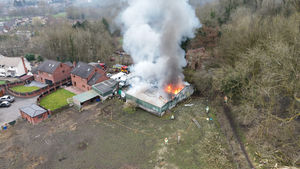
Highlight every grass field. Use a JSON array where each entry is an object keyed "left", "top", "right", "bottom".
[
  {"left": 10, "top": 85, "right": 40, "bottom": 93},
  {"left": 40, "top": 89, "right": 75, "bottom": 110},
  {"left": 52, "top": 12, "right": 66, "bottom": 18},
  {"left": 0, "top": 97, "right": 235, "bottom": 169},
  {"left": 0, "top": 80, "right": 6, "bottom": 85}
]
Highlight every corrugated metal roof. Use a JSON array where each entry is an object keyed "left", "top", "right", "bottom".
[
  {"left": 92, "top": 79, "right": 118, "bottom": 95},
  {"left": 73, "top": 90, "right": 99, "bottom": 103},
  {"left": 20, "top": 104, "right": 47, "bottom": 117}
]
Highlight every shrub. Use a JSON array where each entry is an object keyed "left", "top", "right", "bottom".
[{"left": 25, "top": 53, "right": 35, "bottom": 61}]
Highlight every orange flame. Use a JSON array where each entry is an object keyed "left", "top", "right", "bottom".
[{"left": 165, "top": 84, "right": 184, "bottom": 95}]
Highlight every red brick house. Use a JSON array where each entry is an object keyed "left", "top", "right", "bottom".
[
  {"left": 71, "top": 61, "right": 109, "bottom": 91},
  {"left": 20, "top": 104, "right": 51, "bottom": 124},
  {"left": 34, "top": 60, "right": 72, "bottom": 84}
]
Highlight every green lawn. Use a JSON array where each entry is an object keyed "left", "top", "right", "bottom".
[
  {"left": 10, "top": 85, "right": 40, "bottom": 93},
  {"left": 40, "top": 89, "right": 75, "bottom": 111},
  {"left": 0, "top": 80, "right": 6, "bottom": 85}
]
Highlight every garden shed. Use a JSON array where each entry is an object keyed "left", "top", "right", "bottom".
[{"left": 19, "top": 104, "right": 50, "bottom": 124}]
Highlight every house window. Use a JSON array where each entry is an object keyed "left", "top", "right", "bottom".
[
  {"left": 82, "top": 85, "right": 85, "bottom": 88},
  {"left": 37, "top": 114, "right": 43, "bottom": 119},
  {"left": 73, "top": 75, "right": 75, "bottom": 78},
  {"left": 74, "top": 82, "right": 76, "bottom": 86},
  {"left": 62, "top": 70, "right": 65, "bottom": 73}
]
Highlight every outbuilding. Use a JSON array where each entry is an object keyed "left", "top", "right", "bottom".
[
  {"left": 20, "top": 104, "right": 50, "bottom": 124},
  {"left": 125, "top": 82, "right": 194, "bottom": 116},
  {"left": 73, "top": 90, "right": 100, "bottom": 110},
  {"left": 92, "top": 79, "right": 118, "bottom": 100},
  {"left": 72, "top": 79, "right": 118, "bottom": 110}
]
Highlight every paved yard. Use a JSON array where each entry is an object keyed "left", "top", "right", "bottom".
[
  {"left": 25, "top": 81, "right": 48, "bottom": 88},
  {"left": 64, "top": 86, "right": 84, "bottom": 95},
  {"left": 0, "top": 96, "right": 37, "bottom": 125}
]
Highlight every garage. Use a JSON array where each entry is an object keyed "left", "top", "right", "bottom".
[{"left": 45, "top": 79, "right": 53, "bottom": 85}]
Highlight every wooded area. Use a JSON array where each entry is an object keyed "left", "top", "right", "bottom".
[{"left": 186, "top": 0, "right": 300, "bottom": 167}]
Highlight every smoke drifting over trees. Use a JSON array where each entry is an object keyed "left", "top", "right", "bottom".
[{"left": 120, "top": 0, "right": 200, "bottom": 90}]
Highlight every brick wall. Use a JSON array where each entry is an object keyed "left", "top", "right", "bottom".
[
  {"left": 71, "top": 67, "right": 109, "bottom": 91},
  {"left": 71, "top": 74, "right": 89, "bottom": 91},
  {"left": 20, "top": 110, "right": 50, "bottom": 125},
  {"left": 7, "top": 77, "right": 70, "bottom": 98}
]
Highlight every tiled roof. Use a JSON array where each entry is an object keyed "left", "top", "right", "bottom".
[
  {"left": 20, "top": 104, "right": 47, "bottom": 118},
  {"left": 71, "top": 61, "right": 95, "bottom": 79},
  {"left": 37, "top": 60, "right": 60, "bottom": 74},
  {"left": 64, "top": 61, "right": 73, "bottom": 67},
  {"left": 87, "top": 72, "right": 102, "bottom": 86}
]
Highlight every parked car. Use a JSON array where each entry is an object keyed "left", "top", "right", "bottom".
[
  {"left": 106, "top": 73, "right": 112, "bottom": 77},
  {"left": 0, "top": 95, "right": 15, "bottom": 102},
  {"left": 0, "top": 73, "right": 5, "bottom": 77},
  {"left": 0, "top": 101, "right": 11, "bottom": 107}
]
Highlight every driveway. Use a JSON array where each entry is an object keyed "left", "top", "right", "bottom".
[{"left": 0, "top": 96, "right": 38, "bottom": 125}]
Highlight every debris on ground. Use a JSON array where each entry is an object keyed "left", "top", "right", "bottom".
[
  {"left": 170, "top": 115, "right": 175, "bottom": 120},
  {"left": 192, "top": 118, "right": 201, "bottom": 128},
  {"left": 184, "top": 104, "right": 194, "bottom": 107}
]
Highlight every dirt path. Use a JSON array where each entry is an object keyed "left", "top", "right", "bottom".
[{"left": 216, "top": 99, "right": 255, "bottom": 169}]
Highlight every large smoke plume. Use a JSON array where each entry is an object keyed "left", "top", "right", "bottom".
[{"left": 121, "top": 0, "right": 200, "bottom": 93}]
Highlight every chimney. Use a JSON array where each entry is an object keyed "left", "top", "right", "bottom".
[
  {"left": 73, "top": 61, "right": 76, "bottom": 68},
  {"left": 21, "top": 56, "right": 28, "bottom": 74}
]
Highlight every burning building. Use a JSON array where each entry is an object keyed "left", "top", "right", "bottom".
[
  {"left": 120, "top": 0, "right": 200, "bottom": 116},
  {"left": 125, "top": 82, "right": 194, "bottom": 116}
]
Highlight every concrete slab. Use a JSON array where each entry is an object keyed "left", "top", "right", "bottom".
[
  {"left": 25, "top": 81, "right": 48, "bottom": 88},
  {"left": 0, "top": 96, "right": 38, "bottom": 126},
  {"left": 64, "top": 86, "right": 85, "bottom": 95}
]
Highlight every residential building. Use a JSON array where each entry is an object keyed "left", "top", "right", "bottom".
[
  {"left": 0, "top": 55, "right": 31, "bottom": 77},
  {"left": 71, "top": 61, "right": 109, "bottom": 91},
  {"left": 34, "top": 60, "right": 72, "bottom": 85}
]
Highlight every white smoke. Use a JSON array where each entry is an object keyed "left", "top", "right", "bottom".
[{"left": 120, "top": 0, "right": 200, "bottom": 93}]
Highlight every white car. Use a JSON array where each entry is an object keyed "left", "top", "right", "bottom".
[
  {"left": 0, "top": 95, "right": 15, "bottom": 103},
  {"left": 0, "top": 73, "right": 5, "bottom": 77},
  {"left": 0, "top": 101, "right": 10, "bottom": 108}
]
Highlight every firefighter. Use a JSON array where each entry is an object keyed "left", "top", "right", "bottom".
[
  {"left": 205, "top": 106, "right": 209, "bottom": 114},
  {"left": 164, "top": 138, "right": 168, "bottom": 144},
  {"left": 224, "top": 96, "right": 228, "bottom": 103}
]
